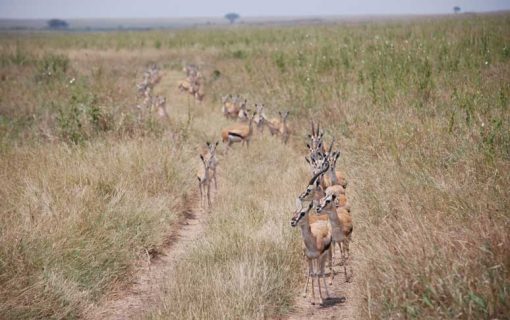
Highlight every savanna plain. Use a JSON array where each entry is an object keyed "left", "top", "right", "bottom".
[{"left": 0, "top": 13, "right": 509, "bottom": 320}]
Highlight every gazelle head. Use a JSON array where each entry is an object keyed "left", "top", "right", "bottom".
[
  {"left": 279, "top": 111, "right": 290, "bottom": 123},
  {"left": 238, "top": 102, "right": 250, "bottom": 121},
  {"left": 298, "top": 161, "right": 329, "bottom": 201},
  {"left": 316, "top": 193, "right": 337, "bottom": 213},
  {"left": 254, "top": 104, "right": 266, "bottom": 125},
  {"left": 206, "top": 141, "right": 219, "bottom": 156},
  {"left": 327, "top": 151, "right": 340, "bottom": 168},
  {"left": 291, "top": 199, "right": 314, "bottom": 227},
  {"left": 307, "top": 120, "right": 325, "bottom": 154}
]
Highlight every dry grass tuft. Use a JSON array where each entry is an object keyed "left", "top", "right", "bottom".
[{"left": 0, "top": 138, "right": 194, "bottom": 319}]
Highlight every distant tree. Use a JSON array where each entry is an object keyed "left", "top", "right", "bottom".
[
  {"left": 47, "top": 19, "right": 69, "bottom": 29},
  {"left": 225, "top": 13, "right": 240, "bottom": 24},
  {"left": 453, "top": 6, "right": 461, "bottom": 14}
]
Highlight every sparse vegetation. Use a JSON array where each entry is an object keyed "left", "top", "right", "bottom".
[{"left": 0, "top": 13, "right": 509, "bottom": 319}]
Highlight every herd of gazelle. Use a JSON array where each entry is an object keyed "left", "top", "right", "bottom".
[
  {"left": 292, "top": 121, "right": 353, "bottom": 305},
  {"left": 220, "top": 95, "right": 291, "bottom": 147},
  {"left": 182, "top": 65, "right": 351, "bottom": 306},
  {"left": 178, "top": 64, "right": 205, "bottom": 102},
  {"left": 198, "top": 98, "right": 292, "bottom": 206},
  {"left": 136, "top": 64, "right": 169, "bottom": 119}
]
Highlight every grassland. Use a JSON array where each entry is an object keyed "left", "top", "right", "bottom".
[{"left": 0, "top": 13, "right": 509, "bottom": 319}]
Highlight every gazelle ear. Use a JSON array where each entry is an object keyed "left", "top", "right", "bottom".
[
  {"left": 305, "top": 157, "right": 310, "bottom": 164},
  {"left": 306, "top": 143, "right": 311, "bottom": 150},
  {"left": 335, "top": 152, "right": 340, "bottom": 160},
  {"left": 200, "top": 154, "right": 204, "bottom": 161}
]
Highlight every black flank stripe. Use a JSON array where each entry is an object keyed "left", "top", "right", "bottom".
[{"left": 228, "top": 132, "right": 244, "bottom": 138}]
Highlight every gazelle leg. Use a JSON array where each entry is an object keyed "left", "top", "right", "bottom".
[
  {"left": 308, "top": 259, "right": 316, "bottom": 305},
  {"left": 337, "top": 242, "right": 344, "bottom": 266},
  {"left": 328, "top": 242, "right": 335, "bottom": 285},
  {"left": 198, "top": 182, "right": 203, "bottom": 207},
  {"left": 321, "top": 253, "right": 331, "bottom": 300},
  {"left": 213, "top": 169, "right": 217, "bottom": 190},
  {"left": 206, "top": 182, "right": 211, "bottom": 207},
  {"left": 315, "top": 259, "right": 324, "bottom": 305},
  {"left": 303, "top": 262, "right": 311, "bottom": 298}
]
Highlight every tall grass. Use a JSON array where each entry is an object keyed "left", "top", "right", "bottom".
[
  {"left": 0, "top": 13, "right": 509, "bottom": 319},
  {"left": 0, "top": 139, "right": 194, "bottom": 319}
]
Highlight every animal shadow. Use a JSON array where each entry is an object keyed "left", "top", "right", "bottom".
[{"left": 320, "top": 296, "right": 347, "bottom": 308}]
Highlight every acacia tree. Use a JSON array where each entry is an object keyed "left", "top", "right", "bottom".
[
  {"left": 225, "top": 13, "right": 240, "bottom": 24},
  {"left": 47, "top": 19, "right": 69, "bottom": 29},
  {"left": 453, "top": 6, "right": 461, "bottom": 14}
]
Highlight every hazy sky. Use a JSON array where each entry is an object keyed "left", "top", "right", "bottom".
[{"left": 1, "top": 0, "right": 509, "bottom": 19}]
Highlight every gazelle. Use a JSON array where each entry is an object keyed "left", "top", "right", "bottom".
[
  {"left": 278, "top": 111, "right": 291, "bottom": 144},
  {"left": 220, "top": 112, "right": 256, "bottom": 148},
  {"left": 297, "top": 162, "right": 336, "bottom": 283},
  {"left": 153, "top": 96, "right": 169, "bottom": 119},
  {"left": 178, "top": 78, "right": 193, "bottom": 93},
  {"left": 237, "top": 102, "right": 250, "bottom": 122},
  {"left": 265, "top": 111, "right": 290, "bottom": 143},
  {"left": 201, "top": 141, "right": 219, "bottom": 190},
  {"left": 317, "top": 194, "right": 353, "bottom": 282},
  {"left": 307, "top": 120, "right": 326, "bottom": 158},
  {"left": 222, "top": 95, "right": 246, "bottom": 119},
  {"left": 291, "top": 200, "right": 332, "bottom": 305},
  {"left": 253, "top": 104, "right": 267, "bottom": 133},
  {"left": 197, "top": 154, "right": 214, "bottom": 207}
]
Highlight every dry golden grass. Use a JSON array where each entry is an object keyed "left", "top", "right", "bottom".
[
  {"left": 0, "top": 138, "right": 195, "bottom": 318},
  {"left": 0, "top": 13, "right": 509, "bottom": 320}
]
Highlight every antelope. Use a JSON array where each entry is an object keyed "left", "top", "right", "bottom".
[
  {"left": 306, "top": 141, "right": 348, "bottom": 190},
  {"left": 197, "top": 154, "right": 214, "bottom": 207},
  {"left": 297, "top": 163, "right": 336, "bottom": 284},
  {"left": 178, "top": 78, "right": 193, "bottom": 93},
  {"left": 148, "top": 64, "right": 161, "bottom": 86},
  {"left": 189, "top": 78, "right": 204, "bottom": 102},
  {"left": 265, "top": 111, "right": 290, "bottom": 143},
  {"left": 307, "top": 120, "right": 326, "bottom": 158},
  {"left": 237, "top": 103, "right": 250, "bottom": 122},
  {"left": 222, "top": 95, "right": 246, "bottom": 119},
  {"left": 220, "top": 112, "right": 256, "bottom": 148},
  {"left": 154, "top": 96, "right": 169, "bottom": 119},
  {"left": 201, "top": 141, "right": 219, "bottom": 190},
  {"left": 265, "top": 116, "right": 281, "bottom": 136},
  {"left": 291, "top": 200, "right": 332, "bottom": 305},
  {"left": 278, "top": 111, "right": 291, "bottom": 144},
  {"left": 317, "top": 194, "right": 353, "bottom": 282},
  {"left": 184, "top": 64, "right": 199, "bottom": 78},
  {"left": 253, "top": 104, "right": 267, "bottom": 133}
]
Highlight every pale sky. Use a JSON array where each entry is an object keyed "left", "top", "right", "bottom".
[{"left": 1, "top": 0, "right": 509, "bottom": 19}]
